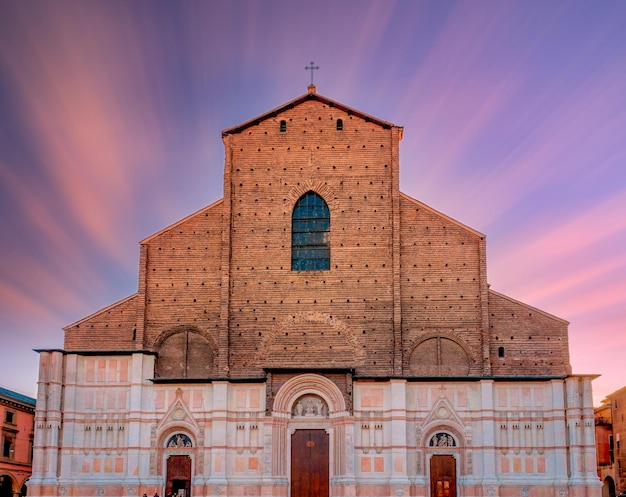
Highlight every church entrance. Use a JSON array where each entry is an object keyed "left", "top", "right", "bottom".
[
  {"left": 166, "top": 455, "right": 191, "bottom": 497},
  {"left": 430, "top": 455, "right": 456, "bottom": 497},
  {"left": 291, "top": 429, "right": 329, "bottom": 497}
]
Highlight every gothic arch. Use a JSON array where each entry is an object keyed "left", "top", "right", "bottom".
[
  {"left": 284, "top": 182, "right": 338, "bottom": 215},
  {"left": 273, "top": 373, "right": 347, "bottom": 416}
]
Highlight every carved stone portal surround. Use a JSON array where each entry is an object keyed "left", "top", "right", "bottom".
[{"left": 269, "top": 374, "right": 355, "bottom": 481}]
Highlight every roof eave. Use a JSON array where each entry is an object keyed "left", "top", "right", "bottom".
[{"left": 222, "top": 91, "right": 397, "bottom": 136}]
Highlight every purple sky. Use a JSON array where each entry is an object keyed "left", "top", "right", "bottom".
[{"left": 1, "top": 0, "right": 624, "bottom": 406}]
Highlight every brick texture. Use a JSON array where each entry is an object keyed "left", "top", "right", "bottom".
[{"left": 63, "top": 91, "right": 571, "bottom": 381}]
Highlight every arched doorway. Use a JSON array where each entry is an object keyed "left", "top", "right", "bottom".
[
  {"left": 427, "top": 432, "right": 459, "bottom": 497},
  {"left": 0, "top": 475, "right": 13, "bottom": 497},
  {"left": 270, "top": 374, "right": 353, "bottom": 497},
  {"left": 164, "top": 433, "right": 193, "bottom": 497},
  {"left": 602, "top": 476, "right": 616, "bottom": 497}
]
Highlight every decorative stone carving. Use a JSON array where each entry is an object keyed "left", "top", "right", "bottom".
[
  {"left": 292, "top": 395, "right": 328, "bottom": 417},
  {"left": 166, "top": 433, "right": 192, "bottom": 448},
  {"left": 429, "top": 432, "right": 456, "bottom": 447}
]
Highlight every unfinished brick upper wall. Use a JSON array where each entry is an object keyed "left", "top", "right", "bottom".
[
  {"left": 224, "top": 97, "right": 399, "bottom": 377},
  {"left": 60, "top": 90, "right": 572, "bottom": 381},
  {"left": 64, "top": 295, "right": 138, "bottom": 350},
  {"left": 399, "top": 194, "right": 487, "bottom": 376},
  {"left": 140, "top": 200, "right": 224, "bottom": 350},
  {"left": 488, "top": 290, "right": 570, "bottom": 376}
]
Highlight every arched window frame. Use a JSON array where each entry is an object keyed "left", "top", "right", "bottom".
[
  {"left": 291, "top": 191, "right": 330, "bottom": 271},
  {"left": 336, "top": 118, "right": 343, "bottom": 130}
]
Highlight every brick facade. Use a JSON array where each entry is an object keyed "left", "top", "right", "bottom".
[{"left": 31, "top": 87, "right": 599, "bottom": 497}]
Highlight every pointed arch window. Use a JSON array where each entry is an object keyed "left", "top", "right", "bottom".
[{"left": 292, "top": 191, "right": 330, "bottom": 271}]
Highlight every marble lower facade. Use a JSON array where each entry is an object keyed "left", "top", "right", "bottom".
[{"left": 27, "top": 352, "right": 601, "bottom": 497}]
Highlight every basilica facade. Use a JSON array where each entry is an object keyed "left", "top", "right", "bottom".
[{"left": 29, "top": 86, "right": 600, "bottom": 497}]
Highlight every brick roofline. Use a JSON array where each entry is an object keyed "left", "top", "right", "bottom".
[
  {"left": 140, "top": 198, "right": 224, "bottom": 244},
  {"left": 399, "top": 192, "right": 485, "bottom": 239},
  {"left": 488, "top": 288, "right": 570, "bottom": 324},
  {"left": 221, "top": 91, "right": 400, "bottom": 136},
  {"left": 62, "top": 293, "right": 138, "bottom": 331}
]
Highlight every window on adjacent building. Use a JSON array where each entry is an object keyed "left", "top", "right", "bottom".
[
  {"left": 4, "top": 411, "right": 15, "bottom": 424},
  {"left": 336, "top": 119, "right": 343, "bottom": 130},
  {"left": 280, "top": 120, "right": 287, "bottom": 132},
  {"left": 2, "top": 434, "right": 14, "bottom": 459},
  {"left": 292, "top": 191, "right": 330, "bottom": 271}
]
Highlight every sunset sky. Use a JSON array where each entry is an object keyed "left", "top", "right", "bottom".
[{"left": 1, "top": 0, "right": 624, "bottom": 406}]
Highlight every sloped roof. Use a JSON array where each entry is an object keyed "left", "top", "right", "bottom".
[
  {"left": 488, "top": 288, "right": 569, "bottom": 324},
  {"left": 222, "top": 89, "right": 398, "bottom": 136},
  {"left": 0, "top": 386, "right": 36, "bottom": 406},
  {"left": 399, "top": 192, "right": 485, "bottom": 239}
]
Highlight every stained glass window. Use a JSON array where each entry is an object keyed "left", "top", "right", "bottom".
[{"left": 292, "top": 192, "right": 330, "bottom": 271}]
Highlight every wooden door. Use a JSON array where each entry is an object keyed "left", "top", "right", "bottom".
[
  {"left": 166, "top": 455, "right": 191, "bottom": 497},
  {"left": 291, "top": 429, "right": 329, "bottom": 497},
  {"left": 430, "top": 455, "right": 456, "bottom": 497}
]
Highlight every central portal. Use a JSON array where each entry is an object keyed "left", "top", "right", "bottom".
[{"left": 291, "top": 429, "right": 329, "bottom": 497}]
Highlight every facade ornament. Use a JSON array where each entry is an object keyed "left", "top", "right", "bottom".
[
  {"left": 292, "top": 395, "right": 328, "bottom": 417},
  {"left": 429, "top": 432, "right": 456, "bottom": 447},
  {"left": 166, "top": 433, "right": 192, "bottom": 448}
]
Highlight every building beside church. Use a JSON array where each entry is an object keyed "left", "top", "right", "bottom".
[
  {"left": 29, "top": 85, "right": 600, "bottom": 497},
  {"left": 595, "top": 386, "right": 626, "bottom": 497},
  {"left": 1, "top": 387, "right": 36, "bottom": 497}
]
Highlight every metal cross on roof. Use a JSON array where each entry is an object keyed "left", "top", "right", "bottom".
[{"left": 305, "top": 61, "right": 319, "bottom": 85}]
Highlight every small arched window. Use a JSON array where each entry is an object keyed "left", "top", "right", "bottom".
[
  {"left": 498, "top": 346, "right": 505, "bottom": 358},
  {"left": 292, "top": 192, "right": 330, "bottom": 271},
  {"left": 336, "top": 119, "right": 343, "bottom": 131},
  {"left": 280, "top": 120, "right": 287, "bottom": 132}
]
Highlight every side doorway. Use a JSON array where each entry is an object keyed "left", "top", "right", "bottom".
[
  {"left": 166, "top": 455, "right": 191, "bottom": 497},
  {"left": 430, "top": 455, "right": 456, "bottom": 497},
  {"left": 291, "top": 429, "right": 329, "bottom": 497}
]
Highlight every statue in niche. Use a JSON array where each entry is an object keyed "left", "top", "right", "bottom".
[
  {"left": 167, "top": 433, "right": 192, "bottom": 448},
  {"left": 430, "top": 433, "right": 456, "bottom": 447},
  {"left": 293, "top": 395, "right": 327, "bottom": 417}
]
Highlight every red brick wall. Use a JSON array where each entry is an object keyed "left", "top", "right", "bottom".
[
  {"left": 140, "top": 201, "right": 224, "bottom": 351},
  {"left": 399, "top": 195, "right": 486, "bottom": 375},
  {"left": 488, "top": 290, "right": 570, "bottom": 375},
  {"left": 64, "top": 295, "right": 138, "bottom": 350},
  {"left": 224, "top": 99, "right": 399, "bottom": 377},
  {"left": 61, "top": 94, "right": 571, "bottom": 381}
]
